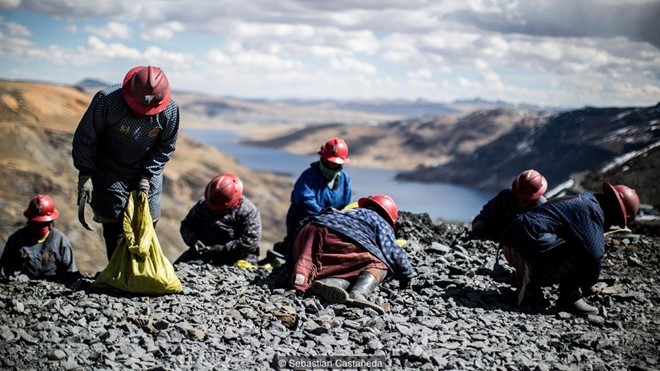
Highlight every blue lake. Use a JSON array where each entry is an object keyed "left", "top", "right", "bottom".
[{"left": 184, "top": 128, "right": 493, "bottom": 222}]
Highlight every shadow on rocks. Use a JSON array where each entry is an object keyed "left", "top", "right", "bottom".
[
  {"left": 251, "top": 264, "right": 291, "bottom": 291},
  {"left": 439, "top": 284, "right": 555, "bottom": 315}
]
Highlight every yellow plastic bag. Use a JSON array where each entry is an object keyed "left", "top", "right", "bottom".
[
  {"left": 234, "top": 259, "right": 255, "bottom": 269},
  {"left": 93, "top": 191, "right": 182, "bottom": 295},
  {"left": 343, "top": 201, "right": 359, "bottom": 210}
]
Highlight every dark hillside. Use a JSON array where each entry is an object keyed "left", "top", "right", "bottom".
[{"left": 398, "top": 105, "right": 660, "bottom": 199}]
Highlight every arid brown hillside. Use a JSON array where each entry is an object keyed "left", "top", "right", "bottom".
[
  {"left": 246, "top": 109, "right": 547, "bottom": 170},
  {"left": 0, "top": 80, "right": 292, "bottom": 273}
]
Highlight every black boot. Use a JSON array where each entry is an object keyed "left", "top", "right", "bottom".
[
  {"left": 346, "top": 272, "right": 384, "bottom": 314},
  {"left": 559, "top": 284, "right": 599, "bottom": 315},
  {"left": 258, "top": 250, "right": 287, "bottom": 268},
  {"left": 311, "top": 277, "right": 350, "bottom": 304}
]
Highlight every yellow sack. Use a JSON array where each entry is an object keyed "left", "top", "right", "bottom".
[
  {"left": 93, "top": 191, "right": 182, "bottom": 295},
  {"left": 235, "top": 259, "right": 255, "bottom": 269}
]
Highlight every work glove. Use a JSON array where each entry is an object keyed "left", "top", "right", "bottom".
[
  {"left": 139, "top": 176, "right": 150, "bottom": 194},
  {"left": 193, "top": 240, "right": 209, "bottom": 255},
  {"left": 193, "top": 241, "right": 225, "bottom": 256},
  {"left": 78, "top": 175, "right": 93, "bottom": 205}
]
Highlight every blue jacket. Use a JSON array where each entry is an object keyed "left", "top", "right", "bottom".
[
  {"left": 308, "top": 208, "right": 415, "bottom": 281},
  {"left": 286, "top": 162, "right": 351, "bottom": 237},
  {"left": 72, "top": 84, "right": 179, "bottom": 220},
  {"left": 0, "top": 227, "right": 78, "bottom": 278},
  {"left": 500, "top": 193, "right": 605, "bottom": 285}
]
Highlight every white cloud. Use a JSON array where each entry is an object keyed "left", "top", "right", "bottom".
[
  {"left": 330, "top": 56, "right": 377, "bottom": 75},
  {"left": 407, "top": 68, "right": 432, "bottom": 80},
  {"left": 64, "top": 24, "right": 78, "bottom": 33},
  {"left": 480, "top": 70, "right": 504, "bottom": 89},
  {"left": 140, "top": 21, "right": 184, "bottom": 41},
  {"left": 451, "top": 0, "right": 660, "bottom": 48},
  {"left": 613, "top": 82, "right": 660, "bottom": 97},
  {"left": 16, "top": 0, "right": 135, "bottom": 17},
  {"left": 233, "top": 51, "right": 305, "bottom": 71},
  {"left": 207, "top": 49, "right": 230, "bottom": 64},
  {"left": 233, "top": 22, "right": 316, "bottom": 40},
  {"left": 143, "top": 46, "right": 193, "bottom": 66},
  {"left": 0, "top": 0, "right": 658, "bottom": 106},
  {"left": 5, "top": 21, "right": 30, "bottom": 37},
  {"left": 0, "top": 0, "right": 21, "bottom": 9},
  {"left": 85, "top": 22, "right": 131, "bottom": 40},
  {"left": 206, "top": 47, "right": 305, "bottom": 72},
  {"left": 85, "top": 35, "right": 140, "bottom": 59}
]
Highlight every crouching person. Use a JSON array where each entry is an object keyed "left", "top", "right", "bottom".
[
  {"left": 500, "top": 182, "right": 639, "bottom": 315},
  {"left": 1, "top": 195, "right": 78, "bottom": 279},
  {"left": 289, "top": 194, "right": 415, "bottom": 314},
  {"left": 175, "top": 173, "right": 262, "bottom": 266},
  {"left": 471, "top": 169, "right": 548, "bottom": 242}
]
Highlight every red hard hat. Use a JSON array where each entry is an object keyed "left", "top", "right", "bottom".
[
  {"left": 318, "top": 137, "right": 350, "bottom": 164},
  {"left": 602, "top": 182, "right": 640, "bottom": 227},
  {"left": 23, "top": 194, "right": 59, "bottom": 222},
  {"left": 205, "top": 173, "right": 244, "bottom": 214},
  {"left": 122, "top": 66, "right": 172, "bottom": 116},
  {"left": 358, "top": 194, "right": 398, "bottom": 228},
  {"left": 512, "top": 169, "right": 547, "bottom": 205}
]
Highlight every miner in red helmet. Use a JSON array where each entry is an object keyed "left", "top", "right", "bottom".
[
  {"left": 174, "top": 173, "right": 262, "bottom": 266},
  {"left": 0, "top": 195, "right": 78, "bottom": 278},
  {"left": 471, "top": 169, "right": 548, "bottom": 242},
  {"left": 500, "top": 182, "right": 640, "bottom": 315},
  {"left": 289, "top": 194, "right": 415, "bottom": 314},
  {"left": 263, "top": 137, "right": 353, "bottom": 266},
  {"left": 72, "top": 66, "right": 180, "bottom": 260}
]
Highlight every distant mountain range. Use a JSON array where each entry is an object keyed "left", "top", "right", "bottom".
[
  {"left": 74, "top": 78, "right": 559, "bottom": 122},
  {"left": 247, "top": 103, "right": 660, "bottom": 207}
]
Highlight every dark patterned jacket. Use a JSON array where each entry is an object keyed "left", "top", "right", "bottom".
[
  {"left": 72, "top": 84, "right": 179, "bottom": 220},
  {"left": 472, "top": 189, "right": 546, "bottom": 242},
  {"left": 307, "top": 208, "right": 415, "bottom": 281},
  {"left": 500, "top": 193, "right": 605, "bottom": 285},
  {"left": 0, "top": 227, "right": 78, "bottom": 278},
  {"left": 180, "top": 197, "right": 262, "bottom": 264}
]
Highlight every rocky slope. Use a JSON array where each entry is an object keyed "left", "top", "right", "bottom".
[
  {"left": 0, "top": 80, "right": 292, "bottom": 273},
  {"left": 0, "top": 212, "right": 657, "bottom": 370}
]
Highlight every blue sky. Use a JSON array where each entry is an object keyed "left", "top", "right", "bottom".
[{"left": 0, "top": 0, "right": 658, "bottom": 107}]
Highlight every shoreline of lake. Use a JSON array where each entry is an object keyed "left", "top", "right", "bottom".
[{"left": 183, "top": 128, "right": 492, "bottom": 222}]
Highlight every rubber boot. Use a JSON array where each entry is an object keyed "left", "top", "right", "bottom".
[
  {"left": 311, "top": 277, "right": 350, "bottom": 304},
  {"left": 345, "top": 272, "right": 385, "bottom": 314},
  {"left": 559, "top": 284, "right": 599, "bottom": 315}
]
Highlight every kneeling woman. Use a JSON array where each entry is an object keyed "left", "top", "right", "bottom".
[{"left": 289, "top": 195, "right": 415, "bottom": 314}]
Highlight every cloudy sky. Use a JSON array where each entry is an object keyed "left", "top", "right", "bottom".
[{"left": 0, "top": 0, "right": 658, "bottom": 107}]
